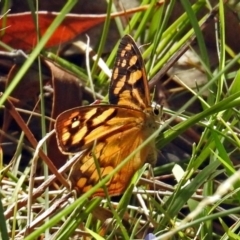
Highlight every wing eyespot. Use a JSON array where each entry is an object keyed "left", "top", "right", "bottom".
[
  {"left": 70, "top": 116, "right": 81, "bottom": 130},
  {"left": 72, "top": 116, "right": 79, "bottom": 122}
]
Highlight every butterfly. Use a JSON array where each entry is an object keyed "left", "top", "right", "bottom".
[{"left": 55, "top": 35, "right": 161, "bottom": 197}]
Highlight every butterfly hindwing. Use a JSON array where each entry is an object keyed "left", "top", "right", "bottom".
[{"left": 69, "top": 124, "right": 151, "bottom": 196}]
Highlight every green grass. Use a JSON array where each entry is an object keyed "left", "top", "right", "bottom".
[{"left": 1, "top": 0, "right": 240, "bottom": 239}]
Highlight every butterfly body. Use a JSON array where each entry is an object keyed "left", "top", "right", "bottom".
[{"left": 55, "top": 35, "right": 161, "bottom": 197}]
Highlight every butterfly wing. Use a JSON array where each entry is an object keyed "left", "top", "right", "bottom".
[
  {"left": 55, "top": 105, "right": 147, "bottom": 154},
  {"left": 69, "top": 122, "right": 154, "bottom": 197},
  {"left": 109, "top": 35, "right": 151, "bottom": 110}
]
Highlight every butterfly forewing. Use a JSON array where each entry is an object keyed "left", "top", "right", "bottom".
[
  {"left": 109, "top": 35, "right": 151, "bottom": 110},
  {"left": 55, "top": 105, "right": 147, "bottom": 154}
]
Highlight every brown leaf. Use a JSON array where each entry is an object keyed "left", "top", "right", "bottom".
[
  {"left": 0, "top": 5, "right": 155, "bottom": 50},
  {"left": 46, "top": 59, "right": 83, "bottom": 168}
]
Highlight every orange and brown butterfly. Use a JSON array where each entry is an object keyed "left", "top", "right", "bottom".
[{"left": 55, "top": 35, "right": 161, "bottom": 197}]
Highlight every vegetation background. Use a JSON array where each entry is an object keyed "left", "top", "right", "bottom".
[{"left": 1, "top": 0, "right": 240, "bottom": 239}]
